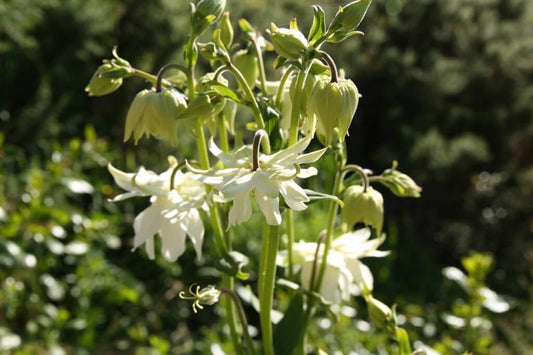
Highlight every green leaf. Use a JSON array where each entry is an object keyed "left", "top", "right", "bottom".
[
  {"left": 326, "top": 30, "right": 364, "bottom": 44},
  {"left": 210, "top": 82, "right": 247, "bottom": 104},
  {"left": 273, "top": 293, "right": 305, "bottom": 355},
  {"left": 258, "top": 100, "right": 283, "bottom": 151},
  {"left": 273, "top": 56, "right": 288, "bottom": 70},
  {"left": 308, "top": 5, "right": 326, "bottom": 47},
  {"left": 214, "top": 251, "right": 250, "bottom": 280}
]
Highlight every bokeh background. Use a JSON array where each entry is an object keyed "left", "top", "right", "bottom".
[{"left": 1, "top": 0, "right": 532, "bottom": 353}]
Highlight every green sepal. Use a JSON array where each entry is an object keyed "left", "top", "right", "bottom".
[
  {"left": 395, "top": 327, "right": 412, "bottom": 355},
  {"left": 273, "top": 293, "right": 305, "bottom": 355},
  {"left": 308, "top": 5, "right": 326, "bottom": 47},
  {"left": 326, "top": 30, "right": 364, "bottom": 44},
  {"left": 214, "top": 251, "right": 250, "bottom": 280},
  {"left": 258, "top": 100, "right": 283, "bottom": 151},
  {"left": 184, "top": 37, "right": 199, "bottom": 68},
  {"left": 209, "top": 82, "right": 247, "bottom": 104}
]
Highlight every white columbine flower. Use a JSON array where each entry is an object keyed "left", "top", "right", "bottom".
[
  {"left": 108, "top": 156, "right": 206, "bottom": 262},
  {"left": 278, "top": 228, "right": 389, "bottom": 303},
  {"left": 189, "top": 136, "right": 325, "bottom": 227}
]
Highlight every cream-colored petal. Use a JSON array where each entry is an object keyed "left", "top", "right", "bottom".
[
  {"left": 108, "top": 163, "right": 136, "bottom": 192},
  {"left": 159, "top": 219, "right": 186, "bottom": 262},
  {"left": 133, "top": 202, "right": 164, "bottom": 250},
  {"left": 228, "top": 191, "right": 252, "bottom": 227},
  {"left": 255, "top": 191, "right": 281, "bottom": 226},
  {"left": 183, "top": 209, "right": 205, "bottom": 259},
  {"left": 280, "top": 180, "right": 309, "bottom": 211}
]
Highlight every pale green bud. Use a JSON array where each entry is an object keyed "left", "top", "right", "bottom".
[
  {"left": 196, "top": 0, "right": 225, "bottom": 20},
  {"left": 366, "top": 295, "right": 393, "bottom": 329},
  {"left": 341, "top": 185, "right": 384, "bottom": 235},
  {"left": 217, "top": 12, "right": 233, "bottom": 49},
  {"left": 381, "top": 162, "right": 422, "bottom": 198},
  {"left": 330, "top": 0, "right": 372, "bottom": 33},
  {"left": 309, "top": 76, "right": 360, "bottom": 146},
  {"left": 123, "top": 88, "right": 187, "bottom": 145},
  {"left": 269, "top": 23, "right": 308, "bottom": 60},
  {"left": 232, "top": 49, "right": 259, "bottom": 89},
  {"left": 85, "top": 63, "right": 124, "bottom": 96}
]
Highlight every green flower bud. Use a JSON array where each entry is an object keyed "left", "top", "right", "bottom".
[
  {"left": 366, "top": 295, "right": 393, "bottom": 329},
  {"left": 381, "top": 162, "right": 422, "bottom": 198},
  {"left": 124, "top": 88, "right": 187, "bottom": 145},
  {"left": 269, "top": 23, "right": 308, "bottom": 60},
  {"left": 341, "top": 185, "right": 384, "bottom": 235},
  {"left": 232, "top": 49, "right": 259, "bottom": 89},
  {"left": 330, "top": 0, "right": 372, "bottom": 33},
  {"left": 196, "top": 0, "right": 225, "bottom": 21},
  {"left": 217, "top": 12, "right": 233, "bottom": 49},
  {"left": 85, "top": 63, "right": 124, "bottom": 96},
  {"left": 309, "top": 76, "right": 360, "bottom": 146}
]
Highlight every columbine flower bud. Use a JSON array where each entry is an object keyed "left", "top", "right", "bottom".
[
  {"left": 232, "top": 49, "right": 259, "bottom": 89},
  {"left": 217, "top": 12, "right": 233, "bottom": 49},
  {"left": 269, "top": 23, "right": 308, "bottom": 60},
  {"left": 85, "top": 63, "right": 124, "bottom": 96},
  {"left": 309, "top": 76, "right": 360, "bottom": 146},
  {"left": 123, "top": 88, "right": 187, "bottom": 145},
  {"left": 196, "top": 0, "right": 226, "bottom": 21},
  {"left": 341, "top": 185, "right": 384, "bottom": 235},
  {"left": 365, "top": 295, "right": 393, "bottom": 329},
  {"left": 381, "top": 162, "right": 422, "bottom": 198},
  {"left": 330, "top": 0, "right": 372, "bottom": 33}
]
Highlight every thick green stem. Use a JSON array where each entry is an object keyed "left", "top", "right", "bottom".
[
  {"left": 258, "top": 224, "right": 280, "bottom": 355},
  {"left": 288, "top": 69, "right": 306, "bottom": 146},
  {"left": 314, "top": 169, "right": 343, "bottom": 290},
  {"left": 286, "top": 209, "right": 295, "bottom": 280},
  {"left": 275, "top": 67, "right": 295, "bottom": 108},
  {"left": 217, "top": 114, "right": 230, "bottom": 153}
]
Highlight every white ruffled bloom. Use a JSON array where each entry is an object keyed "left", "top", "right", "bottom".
[
  {"left": 278, "top": 228, "right": 389, "bottom": 303},
  {"left": 108, "top": 157, "right": 206, "bottom": 262},
  {"left": 190, "top": 136, "right": 325, "bottom": 227}
]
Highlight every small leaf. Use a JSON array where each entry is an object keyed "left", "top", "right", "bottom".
[
  {"left": 308, "top": 5, "right": 326, "bottom": 46},
  {"left": 273, "top": 293, "right": 305, "bottom": 355},
  {"left": 210, "top": 82, "right": 247, "bottom": 103},
  {"left": 326, "top": 30, "right": 364, "bottom": 44},
  {"left": 273, "top": 56, "right": 288, "bottom": 70},
  {"left": 214, "top": 251, "right": 250, "bottom": 280}
]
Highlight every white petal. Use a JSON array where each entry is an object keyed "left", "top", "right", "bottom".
[
  {"left": 297, "top": 148, "right": 327, "bottom": 164},
  {"left": 145, "top": 234, "right": 156, "bottom": 259},
  {"left": 255, "top": 191, "right": 281, "bottom": 226},
  {"left": 219, "top": 172, "right": 255, "bottom": 198},
  {"left": 109, "top": 191, "right": 141, "bottom": 202},
  {"left": 264, "top": 136, "right": 310, "bottom": 167},
  {"left": 183, "top": 209, "right": 205, "bottom": 259},
  {"left": 133, "top": 202, "right": 164, "bottom": 249},
  {"left": 209, "top": 138, "right": 238, "bottom": 167},
  {"left": 280, "top": 180, "right": 309, "bottom": 211},
  {"left": 134, "top": 167, "right": 169, "bottom": 196},
  {"left": 228, "top": 191, "right": 252, "bottom": 227},
  {"left": 108, "top": 163, "right": 136, "bottom": 192},
  {"left": 346, "top": 258, "right": 373, "bottom": 292},
  {"left": 297, "top": 167, "right": 318, "bottom": 179},
  {"left": 253, "top": 172, "right": 282, "bottom": 198},
  {"left": 159, "top": 220, "right": 186, "bottom": 262}
]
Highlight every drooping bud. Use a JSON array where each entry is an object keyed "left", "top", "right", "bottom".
[
  {"left": 217, "top": 12, "right": 234, "bottom": 50},
  {"left": 123, "top": 88, "right": 187, "bottom": 145},
  {"left": 85, "top": 63, "right": 124, "bottom": 96},
  {"left": 341, "top": 185, "right": 383, "bottom": 235},
  {"left": 380, "top": 161, "right": 422, "bottom": 198},
  {"left": 309, "top": 76, "right": 360, "bottom": 146},
  {"left": 232, "top": 49, "right": 259, "bottom": 89},
  {"left": 269, "top": 23, "right": 308, "bottom": 60},
  {"left": 365, "top": 295, "right": 393, "bottom": 329},
  {"left": 86, "top": 47, "right": 133, "bottom": 96}
]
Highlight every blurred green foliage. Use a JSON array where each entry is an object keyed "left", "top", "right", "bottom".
[{"left": 1, "top": 0, "right": 532, "bottom": 353}]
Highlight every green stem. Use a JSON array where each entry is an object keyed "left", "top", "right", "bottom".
[
  {"left": 258, "top": 224, "right": 280, "bottom": 355},
  {"left": 288, "top": 69, "right": 306, "bottom": 146},
  {"left": 286, "top": 209, "right": 295, "bottom": 280},
  {"left": 132, "top": 69, "right": 172, "bottom": 87},
  {"left": 217, "top": 114, "right": 230, "bottom": 153},
  {"left": 314, "top": 169, "right": 343, "bottom": 290},
  {"left": 226, "top": 63, "right": 265, "bottom": 129},
  {"left": 155, "top": 63, "right": 189, "bottom": 92},
  {"left": 274, "top": 67, "right": 295, "bottom": 108},
  {"left": 221, "top": 288, "right": 258, "bottom": 355},
  {"left": 251, "top": 38, "right": 268, "bottom": 96},
  {"left": 343, "top": 164, "right": 369, "bottom": 192}
]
